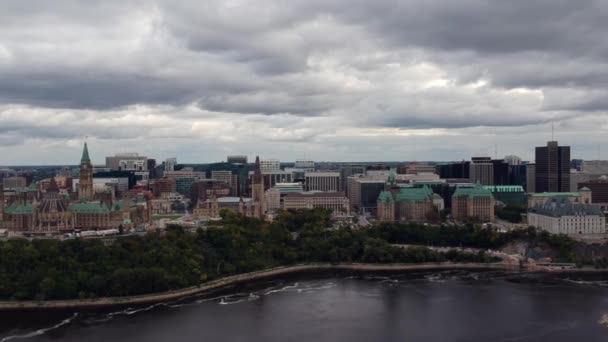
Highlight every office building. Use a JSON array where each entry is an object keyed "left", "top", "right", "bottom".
[
  {"left": 105, "top": 153, "right": 148, "bottom": 171},
  {"left": 211, "top": 170, "right": 238, "bottom": 195},
  {"left": 570, "top": 170, "right": 594, "bottom": 192},
  {"left": 340, "top": 164, "right": 366, "bottom": 195},
  {"left": 294, "top": 160, "right": 315, "bottom": 172},
  {"left": 492, "top": 159, "right": 509, "bottom": 185},
  {"left": 535, "top": 141, "right": 570, "bottom": 193},
  {"left": 147, "top": 159, "right": 157, "bottom": 179},
  {"left": 347, "top": 177, "right": 386, "bottom": 214},
  {"left": 251, "top": 156, "right": 266, "bottom": 218},
  {"left": 504, "top": 155, "right": 522, "bottom": 166},
  {"left": 260, "top": 159, "right": 280, "bottom": 173},
  {"left": 164, "top": 158, "right": 177, "bottom": 173},
  {"left": 305, "top": 172, "right": 341, "bottom": 192},
  {"left": 262, "top": 171, "right": 294, "bottom": 189},
  {"left": 526, "top": 164, "right": 536, "bottom": 193},
  {"left": 469, "top": 156, "right": 494, "bottom": 185},
  {"left": 437, "top": 161, "right": 470, "bottom": 179},
  {"left": 282, "top": 192, "right": 350, "bottom": 215},
  {"left": 575, "top": 178, "right": 608, "bottom": 204}
]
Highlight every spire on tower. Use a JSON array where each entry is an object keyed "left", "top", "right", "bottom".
[{"left": 81, "top": 142, "right": 91, "bottom": 164}]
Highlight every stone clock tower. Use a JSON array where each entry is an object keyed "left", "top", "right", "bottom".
[{"left": 78, "top": 142, "right": 94, "bottom": 201}]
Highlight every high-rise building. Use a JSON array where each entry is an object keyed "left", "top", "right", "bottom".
[
  {"left": 211, "top": 170, "right": 238, "bottom": 196},
  {"left": 340, "top": 164, "right": 366, "bottom": 195},
  {"left": 147, "top": 159, "right": 157, "bottom": 179},
  {"left": 78, "top": 142, "right": 94, "bottom": 200},
  {"left": 304, "top": 172, "right": 340, "bottom": 192},
  {"left": 535, "top": 141, "right": 570, "bottom": 193},
  {"left": 260, "top": 159, "right": 281, "bottom": 173},
  {"left": 526, "top": 164, "right": 536, "bottom": 193},
  {"left": 469, "top": 156, "right": 494, "bottom": 185},
  {"left": 347, "top": 177, "right": 386, "bottom": 214},
  {"left": 251, "top": 156, "right": 265, "bottom": 218},
  {"left": 504, "top": 155, "right": 522, "bottom": 166},
  {"left": 164, "top": 158, "right": 177, "bottom": 173},
  {"left": 437, "top": 161, "right": 470, "bottom": 180},
  {"left": 105, "top": 153, "right": 148, "bottom": 171},
  {"left": 492, "top": 159, "right": 509, "bottom": 185}
]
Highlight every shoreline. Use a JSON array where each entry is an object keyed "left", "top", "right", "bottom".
[{"left": 0, "top": 262, "right": 603, "bottom": 311}]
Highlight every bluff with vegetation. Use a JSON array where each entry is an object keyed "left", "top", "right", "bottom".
[{"left": 0, "top": 209, "right": 573, "bottom": 301}]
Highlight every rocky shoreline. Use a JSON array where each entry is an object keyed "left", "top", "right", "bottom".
[{"left": 0, "top": 262, "right": 599, "bottom": 311}]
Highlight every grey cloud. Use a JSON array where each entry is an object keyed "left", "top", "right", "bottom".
[{"left": 1, "top": 0, "right": 608, "bottom": 162}]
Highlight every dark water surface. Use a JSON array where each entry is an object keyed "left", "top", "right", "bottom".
[{"left": 1, "top": 271, "right": 608, "bottom": 342}]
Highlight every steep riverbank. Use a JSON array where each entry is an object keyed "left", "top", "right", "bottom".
[{"left": 0, "top": 263, "right": 527, "bottom": 311}]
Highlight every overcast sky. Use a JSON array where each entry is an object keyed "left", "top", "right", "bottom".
[{"left": 1, "top": 0, "right": 607, "bottom": 165}]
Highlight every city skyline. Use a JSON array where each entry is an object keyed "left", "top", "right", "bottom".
[{"left": 2, "top": 1, "right": 608, "bottom": 164}]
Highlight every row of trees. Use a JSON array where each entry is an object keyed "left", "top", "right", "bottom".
[{"left": 0, "top": 209, "right": 573, "bottom": 301}]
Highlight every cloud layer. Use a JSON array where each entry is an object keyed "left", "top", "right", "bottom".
[{"left": 1, "top": 0, "right": 607, "bottom": 164}]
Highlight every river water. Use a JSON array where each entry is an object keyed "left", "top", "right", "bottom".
[{"left": 1, "top": 270, "right": 608, "bottom": 342}]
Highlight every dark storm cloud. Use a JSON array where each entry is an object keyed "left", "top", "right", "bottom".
[{"left": 1, "top": 0, "right": 608, "bottom": 163}]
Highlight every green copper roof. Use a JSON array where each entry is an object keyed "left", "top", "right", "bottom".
[
  {"left": 453, "top": 184, "right": 494, "bottom": 198},
  {"left": 394, "top": 185, "right": 434, "bottom": 202},
  {"left": 529, "top": 192, "right": 581, "bottom": 197},
  {"left": 482, "top": 185, "right": 525, "bottom": 193},
  {"left": 81, "top": 142, "right": 91, "bottom": 164},
  {"left": 4, "top": 202, "right": 34, "bottom": 215},
  {"left": 378, "top": 191, "right": 394, "bottom": 202},
  {"left": 69, "top": 202, "right": 111, "bottom": 214}
]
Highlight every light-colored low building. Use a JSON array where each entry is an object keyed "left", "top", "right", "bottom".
[
  {"left": 265, "top": 183, "right": 307, "bottom": 213},
  {"left": 304, "top": 172, "right": 341, "bottom": 192},
  {"left": 283, "top": 192, "right": 350, "bottom": 215},
  {"left": 528, "top": 198, "right": 606, "bottom": 236}
]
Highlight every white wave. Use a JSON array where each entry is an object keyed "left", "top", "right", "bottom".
[
  {"left": 1, "top": 312, "right": 78, "bottom": 342},
  {"left": 218, "top": 293, "right": 260, "bottom": 305},
  {"left": 297, "top": 283, "right": 337, "bottom": 293},
  {"left": 264, "top": 283, "right": 299, "bottom": 295}
]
